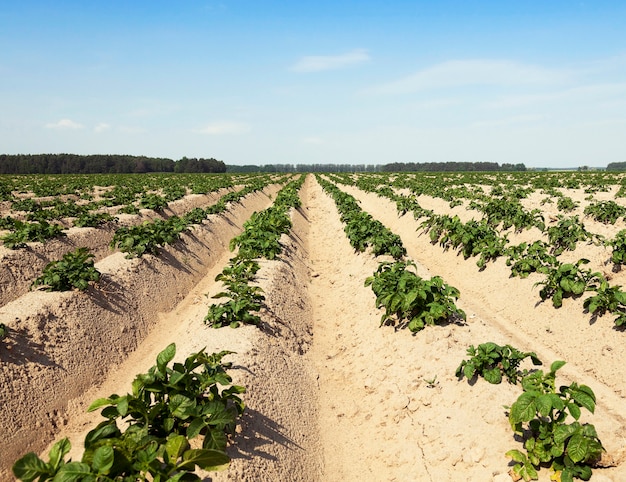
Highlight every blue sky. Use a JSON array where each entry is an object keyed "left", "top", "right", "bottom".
[{"left": 1, "top": 1, "right": 626, "bottom": 167}]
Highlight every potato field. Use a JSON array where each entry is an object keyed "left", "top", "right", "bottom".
[{"left": 1, "top": 171, "right": 626, "bottom": 481}]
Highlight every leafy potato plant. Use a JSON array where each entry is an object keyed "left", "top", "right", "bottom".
[
  {"left": 534, "top": 259, "right": 602, "bottom": 308},
  {"left": 13, "top": 344, "right": 245, "bottom": 482},
  {"left": 365, "top": 260, "right": 465, "bottom": 332},
  {"left": 456, "top": 342, "right": 542, "bottom": 385},
  {"left": 507, "top": 361, "right": 604, "bottom": 482},
  {"left": 31, "top": 247, "right": 101, "bottom": 291}
]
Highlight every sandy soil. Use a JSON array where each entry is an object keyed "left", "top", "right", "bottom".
[{"left": 1, "top": 174, "right": 625, "bottom": 481}]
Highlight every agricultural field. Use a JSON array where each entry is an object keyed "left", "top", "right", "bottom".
[{"left": 1, "top": 171, "right": 626, "bottom": 481}]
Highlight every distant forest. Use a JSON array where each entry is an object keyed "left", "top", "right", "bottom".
[
  {"left": 382, "top": 161, "right": 527, "bottom": 172},
  {"left": 606, "top": 162, "right": 626, "bottom": 171},
  {"left": 0, "top": 154, "right": 226, "bottom": 174},
  {"left": 0, "top": 154, "right": 527, "bottom": 174},
  {"left": 226, "top": 162, "right": 527, "bottom": 172}
]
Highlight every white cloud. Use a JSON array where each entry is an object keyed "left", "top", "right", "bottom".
[
  {"left": 365, "top": 59, "right": 571, "bottom": 95},
  {"left": 193, "top": 121, "right": 250, "bottom": 135},
  {"left": 290, "top": 49, "right": 370, "bottom": 73},
  {"left": 94, "top": 123, "right": 111, "bottom": 133},
  {"left": 45, "top": 118, "right": 84, "bottom": 130}
]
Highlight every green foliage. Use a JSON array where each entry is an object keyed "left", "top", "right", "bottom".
[
  {"left": 583, "top": 278, "right": 626, "bottom": 326},
  {"left": 204, "top": 258, "right": 265, "bottom": 328},
  {"left": 456, "top": 342, "right": 542, "bottom": 384},
  {"left": 318, "top": 177, "right": 406, "bottom": 259},
  {"left": 479, "top": 198, "right": 545, "bottom": 232},
  {"left": 31, "top": 247, "right": 101, "bottom": 291},
  {"left": 0, "top": 323, "right": 7, "bottom": 341},
  {"left": 607, "top": 229, "right": 626, "bottom": 265},
  {"left": 583, "top": 200, "right": 626, "bottom": 224},
  {"left": 343, "top": 212, "right": 406, "bottom": 258},
  {"left": 557, "top": 196, "right": 579, "bottom": 213},
  {"left": 422, "top": 215, "right": 508, "bottom": 269},
  {"left": 230, "top": 209, "right": 290, "bottom": 260},
  {"left": 506, "top": 241, "right": 558, "bottom": 278},
  {"left": 365, "top": 260, "right": 465, "bottom": 332},
  {"left": 117, "top": 204, "right": 140, "bottom": 215},
  {"left": 507, "top": 361, "right": 604, "bottom": 481},
  {"left": 205, "top": 282, "right": 265, "bottom": 328},
  {"left": 139, "top": 193, "right": 169, "bottom": 211},
  {"left": 534, "top": 259, "right": 602, "bottom": 308},
  {"left": 111, "top": 217, "right": 188, "bottom": 257},
  {"left": 1, "top": 220, "right": 66, "bottom": 249},
  {"left": 73, "top": 211, "right": 116, "bottom": 228},
  {"left": 546, "top": 216, "right": 595, "bottom": 255},
  {"left": 13, "top": 344, "right": 244, "bottom": 481}
]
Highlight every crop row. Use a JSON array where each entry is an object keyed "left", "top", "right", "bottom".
[
  {"left": 330, "top": 174, "right": 626, "bottom": 327},
  {"left": 321, "top": 175, "right": 608, "bottom": 481},
  {"left": 10, "top": 177, "right": 308, "bottom": 480}
]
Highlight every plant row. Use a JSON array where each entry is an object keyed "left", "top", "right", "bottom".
[
  {"left": 317, "top": 175, "right": 466, "bottom": 333},
  {"left": 205, "top": 177, "right": 305, "bottom": 328},
  {"left": 332, "top": 177, "right": 626, "bottom": 328}
]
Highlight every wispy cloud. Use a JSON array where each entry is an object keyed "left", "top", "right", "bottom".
[
  {"left": 365, "top": 59, "right": 571, "bottom": 95},
  {"left": 193, "top": 121, "right": 250, "bottom": 135},
  {"left": 290, "top": 49, "right": 370, "bottom": 73},
  {"left": 45, "top": 119, "right": 84, "bottom": 130},
  {"left": 94, "top": 123, "right": 111, "bottom": 133}
]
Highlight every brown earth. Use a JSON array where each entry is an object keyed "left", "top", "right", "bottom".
[{"left": 1, "top": 174, "right": 625, "bottom": 481}]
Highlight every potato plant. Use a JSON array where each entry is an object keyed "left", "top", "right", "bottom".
[
  {"left": 365, "top": 260, "right": 465, "bottom": 332},
  {"left": 507, "top": 361, "right": 604, "bottom": 482},
  {"left": 456, "top": 342, "right": 542, "bottom": 384},
  {"left": 13, "top": 344, "right": 245, "bottom": 482},
  {"left": 583, "top": 278, "right": 626, "bottom": 326},
  {"left": 1, "top": 220, "right": 66, "bottom": 249},
  {"left": 534, "top": 259, "right": 602, "bottom": 308},
  {"left": 31, "top": 247, "right": 101, "bottom": 291}
]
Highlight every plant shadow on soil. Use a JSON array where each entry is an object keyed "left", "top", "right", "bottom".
[
  {"left": 0, "top": 327, "right": 62, "bottom": 368},
  {"left": 226, "top": 407, "right": 303, "bottom": 462},
  {"left": 88, "top": 275, "right": 133, "bottom": 315}
]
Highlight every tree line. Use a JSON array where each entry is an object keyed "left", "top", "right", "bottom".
[
  {"left": 381, "top": 162, "right": 527, "bottom": 172},
  {"left": 0, "top": 154, "right": 226, "bottom": 174},
  {"left": 227, "top": 161, "right": 526, "bottom": 173},
  {"left": 0, "top": 154, "right": 527, "bottom": 174}
]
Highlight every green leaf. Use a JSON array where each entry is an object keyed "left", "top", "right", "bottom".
[
  {"left": 52, "top": 462, "right": 92, "bottom": 482},
  {"left": 91, "top": 446, "right": 114, "bottom": 474},
  {"left": 12, "top": 453, "right": 50, "bottom": 482},
  {"left": 505, "top": 449, "right": 527, "bottom": 463},
  {"left": 165, "top": 434, "right": 190, "bottom": 461},
  {"left": 483, "top": 367, "right": 502, "bottom": 384},
  {"left": 554, "top": 424, "right": 578, "bottom": 444},
  {"left": 157, "top": 343, "right": 176, "bottom": 375},
  {"left": 87, "top": 397, "right": 112, "bottom": 412},
  {"left": 187, "top": 417, "right": 208, "bottom": 439},
  {"left": 48, "top": 438, "right": 71, "bottom": 471},
  {"left": 567, "top": 433, "right": 590, "bottom": 463},
  {"left": 570, "top": 385, "right": 596, "bottom": 414},
  {"left": 169, "top": 394, "right": 196, "bottom": 419},
  {"left": 535, "top": 394, "right": 553, "bottom": 418},
  {"left": 180, "top": 449, "right": 230, "bottom": 471},
  {"left": 510, "top": 392, "right": 538, "bottom": 424}
]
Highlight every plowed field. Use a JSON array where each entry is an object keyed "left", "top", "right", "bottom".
[{"left": 1, "top": 174, "right": 625, "bottom": 481}]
